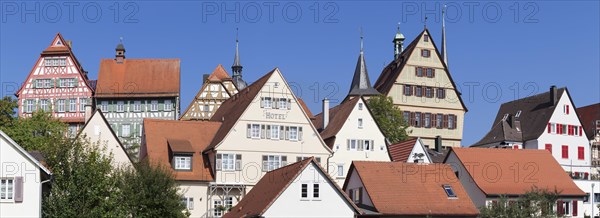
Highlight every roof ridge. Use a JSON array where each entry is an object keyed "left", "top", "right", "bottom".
[{"left": 500, "top": 86, "right": 566, "bottom": 106}]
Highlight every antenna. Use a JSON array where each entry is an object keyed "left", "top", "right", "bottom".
[
  {"left": 424, "top": 16, "right": 428, "bottom": 28},
  {"left": 236, "top": 27, "right": 239, "bottom": 43}
]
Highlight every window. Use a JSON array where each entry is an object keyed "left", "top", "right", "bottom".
[
  {"left": 562, "top": 124, "right": 568, "bottom": 135},
  {"left": 443, "top": 185, "right": 457, "bottom": 198},
  {"left": 337, "top": 164, "right": 344, "bottom": 177},
  {"left": 351, "top": 188, "right": 361, "bottom": 204},
  {"left": 403, "top": 111, "right": 410, "bottom": 124},
  {"left": 134, "top": 101, "right": 141, "bottom": 112},
  {"left": 181, "top": 197, "right": 194, "bottom": 210},
  {"left": 421, "top": 49, "right": 431, "bottom": 57},
  {"left": 358, "top": 118, "right": 363, "bottom": 128},
  {"left": 68, "top": 125, "right": 77, "bottom": 137},
  {"left": 358, "top": 103, "right": 363, "bottom": 110},
  {"left": 122, "top": 124, "right": 131, "bottom": 137},
  {"left": 264, "top": 97, "right": 272, "bottom": 108},
  {"left": 116, "top": 101, "right": 124, "bottom": 112},
  {"left": 574, "top": 126, "right": 579, "bottom": 136},
  {"left": 151, "top": 100, "right": 158, "bottom": 111},
  {"left": 562, "top": 145, "right": 569, "bottom": 159},
  {"left": 289, "top": 126, "right": 298, "bottom": 141},
  {"left": 448, "top": 115, "right": 455, "bottom": 129},
  {"left": 364, "top": 140, "right": 372, "bottom": 151},
  {"left": 550, "top": 123, "right": 557, "bottom": 134},
  {"left": 545, "top": 144, "right": 552, "bottom": 153},
  {"left": 404, "top": 85, "right": 412, "bottom": 96},
  {"left": 415, "top": 112, "right": 421, "bottom": 127},
  {"left": 416, "top": 67, "right": 423, "bottom": 77},
  {"left": 101, "top": 101, "right": 108, "bottom": 112},
  {"left": 0, "top": 179, "right": 14, "bottom": 200},
  {"left": 164, "top": 100, "right": 172, "bottom": 111},
  {"left": 270, "top": 125, "right": 280, "bottom": 139},
  {"left": 213, "top": 200, "right": 223, "bottom": 217},
  {"left": 25, "top": 99, "right": 34, "bottom": 113},
  {"left": 437, "top": 88, "right": 446, "bottom": 99},
  {"left": 426, "top": 68, "right": 434, "bottom": 78},
  {"left": 203, "top": 105, "right": 210, "bottom": 112},
  {"left": 349, "top": 139, "right": 357, "bottom": 150},
  {"left": 425, "top": 87, "right": 433, "bottom": 98},
  {"left": 578, "top": 146, "right": 584, "bottom": 160},
  {"left": 58, "top": 99, "right": 65, "bottom": 112},
  {"left": 424, "top": 113, "right": 431, "bottom": 128},
  {"left": 36, "top": 79, "right": 44, "bottom": 88},
  {"left": 278, "top": 98, "right": 287, "bottom": 109},
  {"left": 79, "top": 98, "right": 87, "bottom": 112},
  {"left": 69, "top": 99, "right": 76, "bottom": 112},
  {"left": 313, "top": 184, "right": 320, "bottom": 198},
  {"left": 264, "top": 155, "right": 282, "bottom": 171},
  {"left": 251, "top": 124, "right": 260, "bottom": 139},
  {"left": 424, "top": 34, "right": 429, "bottom": 42},
  {"left": 436, "top": 113, "right": 443, "bottom": 128},
  {"left": 174, "top": 156, "right": 192, "bottom": 170},
  {"left": 220, "top": 154, "right": 234, "bottom": 171},
  {"left": 40, "top": 99, "right": 48, "bottom": 111},
  {"left": 301, "top": 184, "right": 308, "bottom": 198},
  {"left": 415, "top": 86, "right": 423, "bottom": 97}
]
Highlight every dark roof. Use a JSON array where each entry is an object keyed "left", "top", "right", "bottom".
[
  {"left": 88, "top": 80, "right": 97, "bottom": 91},
  {"left": 204, "top": 69, "right": 276, "bottom": 152},
  {"left": 116, "top": 43, "right": 125, "bottom": 51},
  {"left": 472, "top": 118, "right": 523, "bottom": 147},
  {"left": 167, "top": 138, "right": 194, "bottom": 153},
  {"left": 472, "top": 87, "right": 567, "bottom": 146},
  {"left": 373, "top": 28, "right": 468, "bottom": 112},
  {"left": 577, "top": 103, "right": 600, "bottom": 140},
  {"left": 388, "top": 138, "right": 418, "bottom": 162},
  {"left": 312, "top": 97, "right": 360, "bottom": 148},
  {"left": 347, "top": 51, "right": 380, "bottom": 97},
  {"left": 28, "top": 151, "right": 46, "bottom": 165},
  {"left": 224, "top": 157, "right": 360, "bottom": 217},
  {"left": 427, "top": 148, "right": 449, "bottom": 163},
  {"left": 96, "top": 59, "right": 180, "bottom": 98}
]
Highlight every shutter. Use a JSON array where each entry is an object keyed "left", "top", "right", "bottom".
[
  {"left": 247, "top": 124, "right": 251, "bottom": 138},
  {"left": 260, "top": 97, "right": 264, "bottom": 108},
  {"left": 261, "top": 125, "right": 266, "bottom": 139},
  {"left": 557, "top": 200, "right": 564, "bottom": 215},
  {"left": 266, "top": 125, "right": 271, "bottom": 139},
  {"left": 421, "top": 114, "right": 426, "bottom": 128},
  {"left": 287, "top": 99, "right": 291, "bottom": 110},
  {"left": 298, "top": 127, "right": 303, "bottom": 141},
  {"left": 262, "top": 156, "right": 268, "bottom": 171},
  {"left": 64, "top": 99, "right": 70, "bottom": 112},
  {"left": 432, "top": 68, "right": 435, "bottom": 77},
  {"left": 573, "top": 200, "right": 578, "bottom": 216},
  {"left": 32, "top": 79, "right": 37, "bottom": 88},
  {"left": 415, "top": 67, "right": 419, "bottom": 76},
  {"left": 452, "top": 115, "right": 457, "bottom": 129},
  {"left": 370, "top": 140, "right": 375, "bottom": 151},
  {"left": 159, "top": 100, "right": 164, "bottom": 111},
  {"left": 216, "top": 154, "right": 222, "bottom": 171},
  {"left": 358, "top": 187, "right": 363, "bottom": 204},
  {"left": 443, "top": 115, "right": 448, "bottom": 128},
  {"left": 281, "top": 156, "right": 287, "bottom": 166},
  {"left": 548, "top": 123, "right": 551, "bottom": 133},
  {"left": 347, "top": 139, "right": 350, "bottom": 150},
  {"left": 580, "top": 126, "right": 583, "bottom": 136},
  {"left": 557, "top": 124, "right": 561, "bottom": 134},
  {"left": 235, "top": 154, "right": 242, "bottom": 171},
  {"left": 285, "top": 126, "right": 289, "bottom": 140},
  {"left": 117, "top": 124, "right": 122, "bottom": 137},
  {"left": 566, "top": 105, "right": 569, "bottom": 114},
  {"left": 50, "top": 79, "right": 55, "bottom": 88},
  {"left": 141, "top": 101, "right": 146, "bottom": 112},
  {"left": 14, "top": 176, "right": 23, "bottom": 202},
  {"left": 280, "top": 126, "right": 285, "bottom": 140},
  {"left": 410, "top": 112, "right": 415, "bottom": 126},
  {"left": 73, "top": 78, "right": 78, "bottom": 87},
  {"left": 273, "top": 98, "right": 279, "bottom": 109}
]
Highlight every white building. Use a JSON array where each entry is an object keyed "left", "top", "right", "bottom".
[
  {"left": 224, "top": 157, "right": 359, "bottom": 218},
  {"left": 0, "top": 130, "right": 52, "bottom": 217},
  {"left": 387, "top": 137, "right": 433, "bottom": 163},
  {"left": 77, "top": 109, "right": 134, "bottom": 168},
  {"left": 312, "top": 97, "right": 390, "bottom": 186}
]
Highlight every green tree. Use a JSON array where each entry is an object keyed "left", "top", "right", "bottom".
[
  {"left": 0, "top": 96, "right": 17, "bottom": 126},
  {"left": 367, "top": 95, "right": 410, "bottom": 144},
  {"left": 115, "top": 160, "right": 187, "bottom": 218},
  {"left": 479, "top": 187, "right": 561, "bottom": 218}
]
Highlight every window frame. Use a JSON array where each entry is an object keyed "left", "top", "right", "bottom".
[
  {"left": 174, "top": 155, "right": 192, "bottom": 171},
  {"left": 313, "top": 184, "right": 320, "bottom": 198},
  {"left": 270, "top": 125, "right": 280, "bottom": 139},
  {"left": 266, "top": 155, "right": 282, "bottom": 171},
  {"left": 337, "top": 164, "right": 344, "bottom": 177},
  {"left": 134, "top": 101, "right": 141, "bottom": 112},
  {"left": 101, "top": 101, "right": 108, "bottom": 112},
  {"left": 164, "top": 100, "right": 172, "bottom": 111},
  {"left": 278, "top": 98, "right": 287, "bottom": 109},
  {"left": 264, "top": 97, "right": 272, "bottom": 109},
  {"left": 150, "top": 100, "right": 159, "bottom": 112},
  {"left": 122, "top": 124, "right": 131, "bottom": 137},
  {"left": 443, "top": 185, "right": 457, "bottom": 198},
  {"left": 251, "top": 124, "right": 261, "bottom": 139},
  {"left": 221, "top": 153, "right": 235, "bottom": 171},
  {"left": 57, "top": 99, "right": 65, "bottom": 112},
  {"left": 213, "top": 200, "right": 223, "bottom": 217},
  {"left": 301, "top": 184, "right": 308, "bottom": 199},
  {"left": 0, "top": 178, "right": 14, "bottom": 201},
  {"left": 25, "top": 99, "right": 34, "bottom": 113},
  {"left": 421, "top": 49, "right": 431, "bottom": 57},
  {"left": 358, "top": 118, "right": 363, "bottom": 129},
  {"left": 289, "top": 126, "right": 299, "bottom": 141}
]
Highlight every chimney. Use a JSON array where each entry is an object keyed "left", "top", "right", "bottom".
[
  {"left": 84, "top": 105, "right": 93, "bottom": 123},
  {"left": 203, "top": 74, "right": 210, "bottom": 84},
  {"left": 435, "top": 136, "right": 443, "bottom": 152},
  {"left": 507, "top": 114, "right": 515, "bottom": 128},
  {"left": 550, "top": 85, "right": 558, "bottom": 106},
  {"left": 323, "top": 98, "right": 330, "bottom": 129}
]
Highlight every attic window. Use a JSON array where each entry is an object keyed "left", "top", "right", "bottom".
[
  {"left": 443, "top": 185, "right": 457, "bottom": 198},
  {"left": 502, "top": 114, "right": 509, "bottom": 121},
  {"left": 421, "top": 49, "right": 431, "bottom": 57},
  {"left": 424, "top": 35, "right": 429, "bottom": 42},
  {"left": 515, "top": 110, "right": 522, "bottom": 118}
]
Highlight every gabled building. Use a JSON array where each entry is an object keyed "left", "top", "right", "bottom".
[
  {"left": 180, "top": 65, "right": 238, "bottom": 121},
  {"left": 388, "top": 137, "right": 433, "bottom": 163},
  {"left": 374, "top": 27, "right": 467, "bottom": 148},
  {"left": 203, "top": 68, "right": 332, "bottom": 216},
  {"left": 343, "top": 161, "right": 479, "bottom": 217},
  {"left": 444, "top": 147, "right": 586, "bottom": 216},
  {"left": 15, "top": 33, "right": 94, "bottom": 136},
  {"left": 577, "top": 103, "right": 600, "bottom": 169},
  {"left": 140, "top": 119, "right": 221, "bottom": 217},
  {"left": 224, "top": 157, "right": 360, "bottom": 218},
  {"left": 95, "top": 42, "right": 180, "bottom": 148},
  {"left": 345, "top": 36, "right": 380, "bottom": 101},
  {"left": 77, "top": 109, "right": 134, "bottom": 168},
  {"left": 0, "top": 130, "right": 52, "bottom": 218},
  {"left": 312, "top": 96, "right": 389, "bottom": 186}
]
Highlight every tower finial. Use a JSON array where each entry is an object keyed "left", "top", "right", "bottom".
[
  {"left": 236, "top": 27, "right": 239, "bottom": 43},
  {"left": 360, "top": 27, "right": 364, "bottom": 53},
  {"left": 232, "top": 27, "right": 247, "bottom": 90},
  {"left": 397, "top": 22, "right": 400, "bottom": 33},
  {"left": 119, "top": 36, "right": 123, "bottom": 44},
  {"left": 393, "top": 22, "right": 405, "bottom": 59},
  {"left": 441, "top": 4, "right": 449, "bottom": 66},
  {"left": 424, "top": 16, "right": 428, "bottom": 29}
]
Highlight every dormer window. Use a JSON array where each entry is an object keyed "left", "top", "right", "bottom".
[
  {"left": 174, "top": 155, "right": 192, "bottom": 171},
  {"left": 443, "top": 185, "right": 457, "bottom": 198}
]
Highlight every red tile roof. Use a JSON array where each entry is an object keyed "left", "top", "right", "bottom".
[
  {"left": 297, "top": 98, "right": 313, "bottom": 119},
  {"left": 388, "top": 138, "right": 418, "bottom": 162},
  {"left": 312, "top": 97, "right": 360, "bottom": 148},
  {"left": 224, "top": 157, "right": 360, "bottom": 217},
  {"left": 577, "top": 103, "right": 599, "bottom": 140},
  {"left": 207, "top": 64, "right": 233, "bottom": 82},
  {"left": 448, "top": 147, "right": 586, "bottom": 197},
  {"left": 95, "top": 59, "right": 180, "bottom": 98},
  {"left": 347, "top": 161, "right": 479, "bottom": 217},
  {"left": 141, "top": 119, "right": 221, "bottom": 181}
]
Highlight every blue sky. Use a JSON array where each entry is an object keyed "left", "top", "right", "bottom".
[{"left": 1, "top": 1, "right": 599, "bottom": 145}]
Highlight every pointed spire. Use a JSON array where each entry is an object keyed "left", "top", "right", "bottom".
[
  {"left": 348, "top": 30, "right": 380, "bottom": 97},
  {"left": 231, "top": 28, "right": 247, "bottom": 90},
  {"left": 393, "top": 22, "right": 406, "bottom": 59},
  {"left": 115, "top": 36, "right": 126, "bottom": 63},
  {"left": 441, "top": 5, "right": 448, "bottom": 66}
]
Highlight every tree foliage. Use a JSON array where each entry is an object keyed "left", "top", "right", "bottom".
[
  {"left": 479, "top": 187, "right": 562, "bottom": 218},
  {"left": 367, "top": 95, "right": 410, "bottom": 144}
]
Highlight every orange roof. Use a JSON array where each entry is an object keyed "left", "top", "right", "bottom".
[
  {"left": 449, "top": 147, "right": 586, "bottom": 197},
  {"left": 347, "top": 161, "right": 479, "bottom": 217},
  {"left": 141, "top": 119, "right": 221, "bottom": 181},
  {"left": 388, "top": 138, "right": 418, "bottom": 162},
  {"left": 225, "top": 157, "right": 360, "bottom": 217},
  {"left": 95, "top": 59, "right": 180, "bottom": 98},
  {"left": 207, "top": 64, "right": 233, "bottom": 82},
  {"left": 297, "top": 98, "right": 313, "bottom": 118},
  {"left": 312, "top": 97, "right": 360, "bottom": 148}
]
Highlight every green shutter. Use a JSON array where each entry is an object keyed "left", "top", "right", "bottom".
[
  {"left": 73, "top": 78, "right": 78, "bottom": 87},
  {"left": 50, "top": 79, "right": 55, "bottom": 88},
  {"left": 158, "top": 100, "right": 164, "bottom": 111},
  {"left": 142, "top": 101, "right": 146, "bottom": 112},
  {"left": 117, "top": 124, "right": 122, "bottom": 137},
  {"left": 32, "top": 79, "right": 37, "bottom": 88},
  {"left": 109, "top": 102, "right": 114, "bottom": 112}
]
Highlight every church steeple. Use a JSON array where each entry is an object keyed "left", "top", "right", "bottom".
[
  {"left": 393, "top": 22, "right": 405, "bottom": 59},
  {"left": 115, "top": 37, "right": 126, "bottom": 64},
  {"left": 231, "top": 28, "right": 247, "bottom": 90},
  {"left": 348, "top": 31, "right": 380, "bottom": 98},
  {"left": 441, "top": 5, "right": 449, "bottom": 66}
]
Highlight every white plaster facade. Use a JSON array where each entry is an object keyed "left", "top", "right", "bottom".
[
  {"left": 77, "top": 110, "right": 133, "bottom": 169},
  {"left": 405, "top": 138, "right": 433, "bottom": 164}
]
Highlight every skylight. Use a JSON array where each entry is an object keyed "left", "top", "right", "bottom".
[{"left": 443, "top": 185, "right": 457, "bottom": 198}]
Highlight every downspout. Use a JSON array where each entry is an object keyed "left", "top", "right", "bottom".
[{"left": 39, "top": 174, "right": 53, "bottom": 217}]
